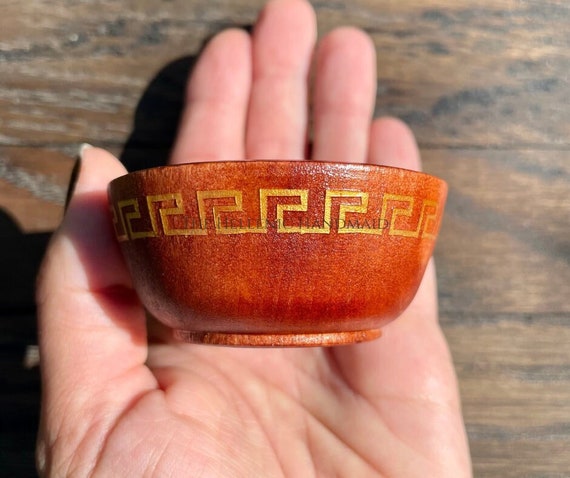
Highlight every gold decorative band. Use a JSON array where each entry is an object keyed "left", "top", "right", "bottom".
[{"left": 111, "top": 188, "right": 442, "bottom": 241}]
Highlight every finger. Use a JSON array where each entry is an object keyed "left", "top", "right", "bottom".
[
  {"left": 329, "top": 263, "right": 470, "bottom": 472},
  {"left": 331, "top": 121, "right": 471, "bottom": 471},
  {"left": 368, "top": 116, "right": 421, "bottom": 170},
  {"left": 245, "top": 0, "right": 316, "bottom": 159},
  {"left": 334, "top": 117, "right": 448, "bottom": 394},
  {"left": 311, "top": 27, "right": 376, "bottom": 163},
  {"left": 367, "top": 119, "right": 434, "bottom": 329},
  {"left": 37, "top": 147, "right": 156, "bottom": 467},
  {"left": 170, "top": 29, "right": 252, "bottom": 164}
]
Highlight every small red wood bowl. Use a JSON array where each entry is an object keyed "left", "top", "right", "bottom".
[{"left": 108, "top": 161, "right": 447, "bottom": 347}]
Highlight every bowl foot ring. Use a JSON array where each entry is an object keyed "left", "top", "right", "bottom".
[{"left": 173, "top": 329, "right": 382, "bottom": 347}]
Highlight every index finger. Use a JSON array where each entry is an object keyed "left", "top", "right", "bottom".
[{"left": 169, "top": 29, "right": 252, "bottom": 164}]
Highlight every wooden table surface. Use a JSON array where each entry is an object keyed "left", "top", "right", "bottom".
[{"left": 1, "top": 1, "right": 568, "bottom": 476}]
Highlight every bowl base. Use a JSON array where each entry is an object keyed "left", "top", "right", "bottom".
[{"left": 173, "top": 329, "right": 382, "bottom": 347}]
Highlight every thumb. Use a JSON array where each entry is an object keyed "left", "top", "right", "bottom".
[{"left": 36, "top": 146, "right": 156, "bottom": 471}]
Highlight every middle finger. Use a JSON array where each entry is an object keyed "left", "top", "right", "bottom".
[{"left": 245, "top": 0, "right": 317, "bottom": 160}]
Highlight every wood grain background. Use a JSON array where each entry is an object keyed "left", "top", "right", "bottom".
[{"left": 1, "top": 0, "right": 568, "bottom": 476}]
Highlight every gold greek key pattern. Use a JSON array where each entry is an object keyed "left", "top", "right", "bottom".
[
  {"left": 110, "top": 203, "right": 128, "bottom": 242},
  {"left": 196, "top": 190, "right": 244, "bottom": 235},
  {"left": 111, "top": 189, "right": 442, "bottom": 241},
  {"left": 117, "top": 198, "right": 157, "bottom": 240},
  {"left": 148, "top": 193, "right": 206, "bottom": 236},
  {"left": 260, "top": 189, "right": 309, "bottom": 233},
  {"left": 380, "top": 195, "right": 439, "bottom": 239},
  {"left": 327, "top": 190, "right": 370, "bottom": 235}
]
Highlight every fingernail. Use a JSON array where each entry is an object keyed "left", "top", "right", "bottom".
[
  {"left": 79, "top": 143, "right": 93, "bottom": 159},
  {"left": 64, "top": 143, "right": 92, "bottom": 210}
]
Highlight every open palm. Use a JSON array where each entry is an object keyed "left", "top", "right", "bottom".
[{"left": 37, "top": 1, "right": 471, "bottom": 476}]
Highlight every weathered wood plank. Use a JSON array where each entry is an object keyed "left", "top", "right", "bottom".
[
  {"left": 470, "top": 441, "right": 570, "bottom": 478},
  {"left": 0, "top": 147, "right": 74, "bottom": 232},
  {"left": 0, "top": 1, "right": 567, "bottom": 148},
  {"left": 425, "top": 149, "right": 570, "bottom": 316},
  {"left": 444, "top": 319, "right": 570, "bottom": 477},
  {"left": 0, "top": 1, "right": 569, "bottom": 476}
]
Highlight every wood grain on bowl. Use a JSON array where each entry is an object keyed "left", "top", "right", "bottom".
[{"left": 108, "top": 161, "right": 447, "bottom": 346}]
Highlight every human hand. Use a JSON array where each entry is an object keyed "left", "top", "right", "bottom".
[{"left": 37, "top": 0, "right": 471, "bottom": 475}]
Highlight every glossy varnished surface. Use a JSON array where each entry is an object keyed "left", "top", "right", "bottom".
[
  {"left": 109, "top": 162, "right": 446, "bottom": 345},
  {"left": 1, "top": 1, "right": 569, "bottom": 475}
]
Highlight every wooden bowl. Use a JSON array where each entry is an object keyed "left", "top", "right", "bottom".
[{"left": 108, "top": 161, "right": 447, "bottom": 346}]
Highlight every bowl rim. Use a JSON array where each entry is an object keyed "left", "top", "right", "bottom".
[{"left": 109, "top": 160, "right": 446, "bottom": 186}]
